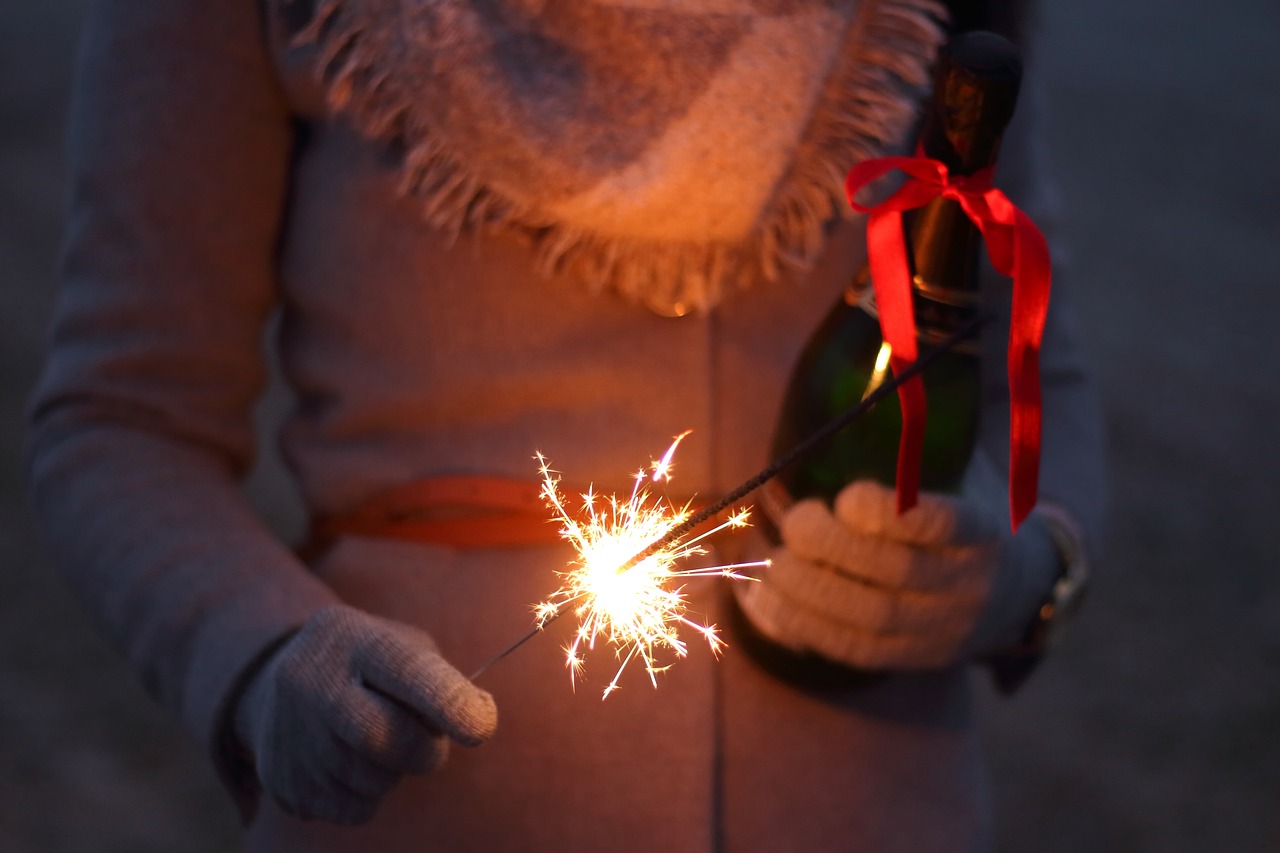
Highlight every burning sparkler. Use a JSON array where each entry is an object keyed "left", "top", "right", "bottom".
[
  {"left": 532, "top": 432, "right": 766, "bottom": 698},
  {"left": 470, "top": 313, "right": 988, "bottom": 690}
]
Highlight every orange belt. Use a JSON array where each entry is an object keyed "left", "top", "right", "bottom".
[
  {"left": 305, "top": 474, "right": 721, "bottom": 557},
  {"left": 307, "top": 475, "right": 567, "bottom": 554}
]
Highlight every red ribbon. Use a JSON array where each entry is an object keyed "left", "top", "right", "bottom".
[{"left": 844, "top": 155, "right": 1051, "bottom": 531}]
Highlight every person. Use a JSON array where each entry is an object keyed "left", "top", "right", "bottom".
[{"left": 26, "top": 0, "right": 1104, "bottom": 850}]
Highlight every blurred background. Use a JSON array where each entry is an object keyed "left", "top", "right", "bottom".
[{"left": 2, "top": 0, "right": 1277, "bottom": 850}]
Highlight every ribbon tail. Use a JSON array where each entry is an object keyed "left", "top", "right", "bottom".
[
  {"left": 891, "top": 357, "right": 926, "bottom": 514},
  {"left": 1008, "top": 345, "right": 1041, "bottom": 530},
  {"left": 865, "top": 209, "right": 924, "bottom": 514},
  {"left": 1005, "top": 207, "right": 1052, "bottom": 530}
]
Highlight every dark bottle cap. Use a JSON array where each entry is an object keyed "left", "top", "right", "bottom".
[{"left": 921, "top": 31, "right": 1023, "bottom": 175}]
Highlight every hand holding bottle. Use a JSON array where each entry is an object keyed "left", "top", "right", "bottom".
[
  {"left": 232, "top": 605, "right": 498, "bottom": 824},
  {"left": 736, "top": 454, "right": 1062, "bottom": 670}
]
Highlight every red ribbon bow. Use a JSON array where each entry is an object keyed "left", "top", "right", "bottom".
[{"left": 844, "top": 154, "right": 1051, "bottom": 531}]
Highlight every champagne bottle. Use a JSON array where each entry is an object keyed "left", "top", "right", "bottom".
[{"left": 767, "top": 31, "right": 1023, "bottom": 519}]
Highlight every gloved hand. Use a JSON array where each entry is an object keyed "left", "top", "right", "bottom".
[
  {"left": 736, "top": 459, "right": 1063, "bottom": 670},
  {"left": 233, "top": 604, "right": 497, "bottom": 824}
]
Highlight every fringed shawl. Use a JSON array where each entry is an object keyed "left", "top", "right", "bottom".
[{"left": 284, "top": 0, "right": 946, "bottom": 314}]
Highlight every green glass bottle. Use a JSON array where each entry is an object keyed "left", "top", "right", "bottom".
[{"left": 768, "top": 31, "right": 1024, "bottom": 517}]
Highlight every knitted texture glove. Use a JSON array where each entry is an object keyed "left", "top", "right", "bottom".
[
  {"left": 233, "top": 604, "right": 497, "bottom": 824},
  {"left": 736, "top": 461, "right": 1062, "bottom": 670}
]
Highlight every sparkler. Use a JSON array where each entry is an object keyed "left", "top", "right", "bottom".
[
  {"left": 470, "top": 312, "right": 989, "bottom": 692},
  {"left": 529, "top": 433, "right": 767, "bottom": 698}
]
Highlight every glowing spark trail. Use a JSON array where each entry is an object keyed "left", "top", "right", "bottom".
[{"left": 533, "top": 435, "right": 766, "bottom": 698}]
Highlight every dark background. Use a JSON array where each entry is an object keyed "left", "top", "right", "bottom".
[{"left": 2, "top": 1, "right": 1277, "bottom": 850}]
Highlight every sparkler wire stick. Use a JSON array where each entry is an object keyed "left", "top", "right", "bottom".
[
  {"left": 617, "top": 312, "right": 992, "bottom": 573},
  {"left": 469, "top": 311, "right": 990, "bottom": 681},
  {"left": 470, "top": 622, "right": 546, "bottom": 680}
]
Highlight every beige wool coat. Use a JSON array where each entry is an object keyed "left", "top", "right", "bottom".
[{"left": 27, "top": 1, "right": 1103, "bottom": 850}]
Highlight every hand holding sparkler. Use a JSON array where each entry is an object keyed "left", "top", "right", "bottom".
[{"left": 235, "top": 605, "right": 497, "bottom": 824}]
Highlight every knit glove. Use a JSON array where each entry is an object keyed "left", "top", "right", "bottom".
[
  {"left": 736, "top": 459, "right": 1063, "bottom": 670},
  {"left": 233, "top": 604, "right": 497, "bottom": 824}
]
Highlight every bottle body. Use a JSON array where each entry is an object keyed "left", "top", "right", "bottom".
[
  {"left": 770, "top": 267, "right": 982, "bottom": 508},
  {"left": 742, "top": 30, "right": 1025, "bottom": 687},
  {"left": 741, "top": 271, "right": 983, "bottom": 689}
]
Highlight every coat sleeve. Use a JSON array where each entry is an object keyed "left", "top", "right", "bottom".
[{"left": 24, "top": 0, "right": 340, "bottom": 807}]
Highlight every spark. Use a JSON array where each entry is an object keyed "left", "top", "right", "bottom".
[
  {"left": 534, "top": 434, "right": 766, "bottom": 699},
  {"left": 862, "top": 341, "right": 893, "bottom": 401},
  {"left": 650, "top": 429, "right": 691, "bottom": 483}
]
